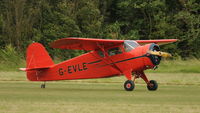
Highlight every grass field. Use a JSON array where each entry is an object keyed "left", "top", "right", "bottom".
[{"left": 0, "top": 72, "right": 200, "bottom": 113}]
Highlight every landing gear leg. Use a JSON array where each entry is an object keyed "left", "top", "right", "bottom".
[
  {"left": 136, "top": 71, "right": 158, "bottom": 91},
  {"left": 41, "top": 81, "right": 46, "bottom": 88}
]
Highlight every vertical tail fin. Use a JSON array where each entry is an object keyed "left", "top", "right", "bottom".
[
  {"left": 20, "top": 43, "right": 54, "bottom": 81},
  {"left": 26, "top": 43, "right": 54, "bottom": 69}
]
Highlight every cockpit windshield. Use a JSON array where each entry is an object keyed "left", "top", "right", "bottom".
[{"left": 124, "top": 40, "right": 140, "bottom": 52}]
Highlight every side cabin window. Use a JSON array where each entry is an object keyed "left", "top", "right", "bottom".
[{"left": 108, "top": 47, "right": 122, "bottom": 56}]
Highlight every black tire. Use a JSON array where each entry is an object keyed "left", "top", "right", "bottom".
[
  {"left": 124, "top": 80, "right": 135, "bottom": 91},
  {"left": 147, "top": 80, "right": 158, "bottom": 91},
  {"left": 41, "top": 84, "right": 45, "bottom": 88}
]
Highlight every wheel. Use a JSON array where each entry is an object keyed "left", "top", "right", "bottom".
[
  {"left": 41, "top": 84, "right": 45, "bottom": 88},
  {"left": 124, "top": 80, "right": 135, "bottom": 91},
  {"left": 147, "top": 80, "right": 158, "bottom": 91}
]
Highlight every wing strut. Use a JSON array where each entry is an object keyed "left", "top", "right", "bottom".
[{"left": 96, "top": 42, "right": 123, "bottom": 73}]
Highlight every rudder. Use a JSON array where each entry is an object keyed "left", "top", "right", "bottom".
[
  {"left": 26, "top": 43, "right": 54, "bottom": 69},
  {"left": 25, "top": 43, "right": 54, "bottom": 81}
]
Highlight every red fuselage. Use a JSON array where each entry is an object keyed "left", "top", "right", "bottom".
[{"left": 27, "top": 43, "right": 158, "bottom": 81}]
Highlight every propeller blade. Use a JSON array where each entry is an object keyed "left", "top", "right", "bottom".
[{"left": 148, "top": 51, "right": 172, "bottom": 58}]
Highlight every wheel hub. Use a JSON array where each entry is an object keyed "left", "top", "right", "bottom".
[
  {"left": 126, "top": 83, "right": 131, "bottom": 88},
  {"left": 148, "top": 83, "right": 154, "bottom": 88}
]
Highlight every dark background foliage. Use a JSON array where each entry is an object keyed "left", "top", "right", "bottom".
[{"left": 0, "top": 0, "right": 199, "bottom": 60}]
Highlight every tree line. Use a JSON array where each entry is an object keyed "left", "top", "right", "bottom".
[{"left": 0, "top": 0, "right": 199, "bottom": 60}]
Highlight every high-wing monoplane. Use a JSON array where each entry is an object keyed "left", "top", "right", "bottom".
[{"left": 20, "top": 38, "right": 178, "bottom": 91}]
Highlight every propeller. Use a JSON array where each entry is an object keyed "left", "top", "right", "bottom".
[{"left": 148, "top": 51, "right": 172, "bottom": 58}]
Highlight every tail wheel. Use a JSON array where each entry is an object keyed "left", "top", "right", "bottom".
[
  {"left": 147, "top": 80, "right": 158, "bottom": 91},
  {"left": 124, "top": 80, "right": 135, "bottom": 91},
  {"left": 41, "top": 82, "right": 46, "bottom": 88}
]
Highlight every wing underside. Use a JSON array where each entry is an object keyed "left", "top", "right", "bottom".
[
  {"left": 50, "top": 38, "right": 124, "bottom": 50},
  {"left": 50, "top": 37, "right": 178, "bottom": 50},
  {"left": 136, "top": 39, "right": 178, "bottom": 45}
]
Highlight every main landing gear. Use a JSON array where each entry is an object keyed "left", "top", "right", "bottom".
[
  {"left": 124, "top": 80, "right": 135, "bottom": 91},
  {"left": 123, "top": 71, "right": 158, "bottom": 91},
  {"left": 147, "top": 80, "right": 158, "bottom": 91}
]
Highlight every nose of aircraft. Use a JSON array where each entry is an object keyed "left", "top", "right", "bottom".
[{"left": 147, "top": 44, "right": 172, "bottom": 65}]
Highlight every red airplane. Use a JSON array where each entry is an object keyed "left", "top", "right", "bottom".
[{"left": 20, "top": 38, "right": 178, "bottom": 91}]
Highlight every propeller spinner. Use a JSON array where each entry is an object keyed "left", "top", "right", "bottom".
[{"left": 147, "top": 44, "right": 172, "bottom": 66}]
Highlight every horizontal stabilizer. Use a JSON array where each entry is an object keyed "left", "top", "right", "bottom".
[{"left": 19, "top": 67, "right": 50, "bottom": 71}]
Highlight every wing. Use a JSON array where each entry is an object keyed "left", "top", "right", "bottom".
[
  {"left": 50, "top": 37, "right": 178, "bottom": 50},
  {"left": 50, "top": 37, "right": 124, "bottom": 50},
  {"left": 136, "top": 39, "right": 178, "bottom": 45}
]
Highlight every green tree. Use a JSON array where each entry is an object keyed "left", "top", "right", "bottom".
[
  {"left": 173, "top": 0, "right": 200, "bottom": 58},
  {"left": 76, "top": 0, "right": 103, "bottom": 37},
  {"left": 0, "top": 0, "right": 199, "bottom": 59},
  {"left": 1, "top": 0, "right": 40, "bottom": 50}
]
